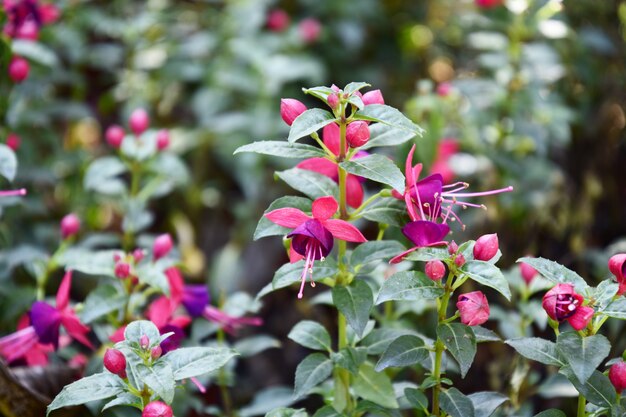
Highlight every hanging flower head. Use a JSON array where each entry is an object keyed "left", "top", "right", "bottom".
[
  {"left": 265, "top": 196, "right": 366, "bottom": 298},
  {"left": 457, "top": 291, "right": 490, "bottom": 326},
  {"left": 609, "top": 254, "right": 626, "bottom": 295},
  {"left": 3, "top": 0, "right": 59, "bottom": 40},
  {"left": 542, "top": 283, "right": 594, "bottom": 331}
]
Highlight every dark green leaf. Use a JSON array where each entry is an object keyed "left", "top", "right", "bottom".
[
  {"left": 288, "top": 109, "right": 337, "bottom": 143},
  {"left": 46, "top": 373, "right": 126, "bottom": 415},
  {"left": 293, "top": 353, "right": 333, "bottom": 399},
  {"left": 361, "top": 124, "right": 416, "bottom": 150},
  {"left": 361, "top": 328, "right": 417, "bottom": 355},
  {"left": 162, "top": 346, "right": 238, "bottom": 380},
  {"left": 589, "top": 280, "right": 619, "bottom": 311},
  {"left": 505, "top": 338, "right": 564, "bottom": 366},
  {"left": 254, "top": 196, "right": 312, "bottom": 241},
  {"left": 534, "top": 410, "right": 567, "bottom": 417},
  {"left": 556, "top": 332, "right": 610, "bottom": 384},
  {"left": 235, "top": 141, "right": 326, "bottom": 159},
  {"left": 136, "top": 361, "right": 175, "bottom": 404},
  {"left": 375, "top": 335, "right": 427, "bottom": 371},
  {"left": 440, "top": 388, "right": 475, "bottom": 417},
  {"left": 376, "top": 271, "right": 444, "bottom": 304},
  {"left": 359, "top": 197, "right": 408, "bottom": 227},
  {"left": 602, "top": 298, "right": 626, "bottom": 319},
  {"left": 404, "top": 388, "right": 429, "bottom": 411},
  {"left": 80, "top": 284, "right": 127, "bottom": 324},
  {"left": 350, "top": 240, "right": 406, "bottom": 271},
  {"left": 461, "top": 261, "right": 511, "bottom": 301},
  {"left": 437, "top": 323, "right": 476, "bottom": 378},
  {"left": 312, "top": 406, "right": 342, "bottom": 417},
  {"left": 404, "top": 246, "right": 450, "bottom": 262},
  {"left": 339, "top": 154, "right": 405, "bottom": 193},
  {"left": 332, "top": 347, "right": 367, "bottom": 375},
  {"left": 353, "top": 362, "right": 399, "bottom": 409},
  {"left": 354, "top": 104, "right": 424, "bottom": 137},
  {"left": 101, "top": 392, "right": 142, "bottom": 411},
  {"left": 266, "top": 407, "right": 308, "bottom": 417},
  {"left": 560, "top": 366, "right": 615, "bottom": 407},
  {"left": 468, "top": 391, "right": 508, "bottom": 417},
  {"left": 288, "top": 321, "right": 332, "bottom": 351},
  {"left": 332, "top": 280, "right": 373, "bottom": 338},
  {"left": 516, "top": 257, "right": 588, "bottom": 291},
  {"left": 275, "top": 168, "right": 338, "bottom": 200},
  {"left": 84, "top": 157, "right": 127, "bottom": 195},
  {"left": 472, "top": 326, "right": 501, "bottom": 343},
  {"left": 272, "top": 258, "right": 338, "bottom": 291}
]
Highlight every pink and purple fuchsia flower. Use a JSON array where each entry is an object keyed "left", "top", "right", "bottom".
[
  {"left": 542, "top": 283, "right": 594, "bottom": 331},
  {"left": 3, "top": 0, "right": 59, "bottom": 40},
  {"left": 265, "top": 196, "right": 367, "bottom": 298}
]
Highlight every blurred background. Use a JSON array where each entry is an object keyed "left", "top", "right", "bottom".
[{"left": 0, "top": 0, "right": 625, "bottom": 415}]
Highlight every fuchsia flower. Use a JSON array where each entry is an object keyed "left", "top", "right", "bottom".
[
  {"left": 609, "top": 361, "right": 626, "bottom": 393},
  {"left": 265, "top": 196, "right": 367, "bottom": 298},
  {"left": 430, "top": 138, "right": 459, "bottom": 184},
  {"left": 473, "top": 233, "right": 499, "bottom": 261},
  {"left": 3, "top": 0, "right": 59, "bottom": 40},
  {"left": 297, "top": 123, "right": 367, "bottom": 208},
  {"left": 457, "top": 291, "right": 490, "bottom": 326},
  {"left": 542, "top": 284, "right": 594, "bottom": 331},
  {"left": 266, "top": 9, "right": 289, "bottom": 32},
  {"left": 0, "top": 270, "right": 92, "bottom": 363},
  {"left": 8, "top": 56, "right": 29, "bottom": 83},
  {"left": 143, "top": 401, "right": 173, "bottom": 417},
  {"left": 609, "top": 254, "right": 626, "bottom": 295}
]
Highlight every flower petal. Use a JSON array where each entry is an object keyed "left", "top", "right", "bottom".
[
  {"left": 609, "top": 254, "right": 626, "bottom": 282},
  {"left": 265, "top": 208, "right": 311, "bottom": 228},
  {"left": 289, "top": 245, "right": 304, "bottom": 263},
  {"left": 297, "top": 158, "right": 338, "bottom": 180},
  {"left": 346, "top": 175, "right": 364, "bottom": 208},
  {"left": 165, "top": 267, "right": 185, "bottom": 303},
  {"left": 61, "top": 313, "right": 93, "bottom": 349},
  {"left": 182, "top": 285, "right": 209, "bottom": 317},
  {"left": 312, "top": 196, "right": 338, "bottom": 221},
  {"left": 402, "top": 221, "right": 450, "bottom": 247},
  {"left": 30, "top": 301, "right": 62, "bottom": 348},
  {"left": 322, "top": 123, "right": 341, "bottom": 156},
  {"left": 56, "top": 270, "right": 72, "bottom": 311},
  {"left": 324, "top": 219, "right": 367, "bottom": 242},
  {"left": 568, "top": 306, "right": 594, "bottom": 331},
  {"left": 389, "top": 246, "right": 421, "bottom": 264},
  {"left": 146, "top": 296, "right": 177, "bottom": 329},
  {"left": 405, "top": 145, "right": 417, "bottom": 187}
]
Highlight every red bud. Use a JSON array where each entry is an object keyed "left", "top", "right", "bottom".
[
  {"left": 346, "top": 121, "right": 370, "bottom": 148},
  {"left": 153, "top": 234, "right": 173, "bottom": 260},
  {"left": 448, "top": 241, "right": 458, "bottom": 255},
  {"left": 129, "top": 108, "right": 150, "bottom": 136},
  {"left": 60, "top": 213, "right": 81, "bottom": 239},
  {"left": 280, "top": 99, "right": 307, "bottom": 126},
  {"left": 425, "top": 260, "right": 446, "bottom": 281},
  {"left": 142, "top": 401, "right": 173, "bottom": 417},
  {"left": 610, "top": 361, "right": 626, "bottom": 393},
  {"left": 6, "top": 133, "right": 20, "bottom": 151},
  {"left": 105, "top": 125, "right": 125, "bottom": 148},
  {"left": 8, "top": 57, "right": 29, "bottom": 83},
  {"left": 103, "top": 349, "right": 127, "bottom": 378},
  {"left": 473, "top": 233, "right": 498, "bottom": 261},
  {"left": 115, "top": 262, "right": 131, "bottom": 279},
  {"left": 156, "top": 129, "right": 169, "bottom": 151},
  {"left": 454, "top": 253, "right": 466, "bottom": 267},
  {"left": 362, "top": 89, "right": 384, "bottom": 106},
  {"left": 327, "top": 93, "right": 339, "bottom": 110},
  {"left": 140, "top": 335, "right": 150, "bottom": 350}
]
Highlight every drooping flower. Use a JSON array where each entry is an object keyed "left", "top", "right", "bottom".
[
  {"left": 457, "top": 291, "right": 490, "bottom": 326},
  {"left": 609, "top": 361, "right": 626, "bottom": 393},
  {"left": 542, "top": 284, "right": 594, "bottom": 331},
  {"left": 3, "top": 0, "right": 59, "bottom": 40},
  {"left": 297, "top": 123, "right": 367, "bottom": 208},
  {"left": 609, "top": 254, "right": 626, "bottom": 295},
  {"left": 473, "top": 233, "right": 499, "bottom": 261},
  {"left": 389, "top": 220, "right": 450, "bottom": 264},
  {"left": 265, "top": 195, "right": 366, "bottom": 298}
]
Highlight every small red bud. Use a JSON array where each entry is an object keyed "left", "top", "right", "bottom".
[
  {"left": 327, "top": 93, "right": 339, "bottom": 110},
  {"left": 475, "top": 0, "right": 503, "bottom": 8},
  {"left": 115, "top": 262, "right": 131, "bottom": 279},
  {"left": 103, "top": 348, "right": 127, "bottom": 378},
  {"left": 8, "top": 57, "right": 29, "bottom": 83},
  {"left": 133, "top": 248, "right": 145, "bottom": 263},
  {"left": 425, "top": 260, "right": 446, "bottom": 281},
  {"left": 105, "top": 125, "right": 125, "bottom": 148},
  {"left": 473, "top": 233, "right": 499, "bottom": 261},
  {"left": 454, "top": 253, "right": 466, "bottom": 267},
  {"left": 129, "top": 108, "right": 150, "bottom": 136},
  {"left": 609, "top": 361, "right": 626, "bottom": 393},
  {"left": 142, "top": 401, "right": 173, "bottom": 417},
  {"left": 60, "top": 213, "right": 81, "bottom": 239},
  {"left": 448, "top": 241, "right": 458, "bottom": 255},
  {"left": 436, "top": 82, "right": 452, "bottom": 97},
  {"left": 153, "top": 234, "right": 173, "bottom": 260},
  {"left": 6, "top": 133, "right": 20, "bottom": 151},
  {"left": 156, "top": 129, "right": 169, "bottom": 151},
  {"left": 266, "top": 9, "right": 290, "bottom": 32},
  {"left": 362, "top": 89, "right": 385, "bottom": 106},
  {"left": 346, "top": 121, "right": 370, "bottom": 148},
  {"left": 113, "top": 253, "right": 122, "bottom": 262},
  {"left": 140, "top": 335, "right": 150, "bottom": 350},
  {"left": 298, "top": 18, "right": 321, "bottom": 44},
  {"left": 151, "top": 346, "right": 162, "bottom": 360},
  {"left": 280, "top": 98, "right": 307, "bottom": 126},
  {"left": 520, "top": 261, "right": 538, "bottom": 285}
]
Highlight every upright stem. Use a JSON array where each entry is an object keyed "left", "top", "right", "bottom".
[
  {"left": 577, "top": 393, "right": 586, "bottom": 417},
  {"left": 123, "top": 162, "right": 141, "bottom": 251},
  {"left": 217, "top": 327, "right": 234, "bottom": 417},
  {"left": 432, "top": 276, "right": 453, "bottom": 416}
]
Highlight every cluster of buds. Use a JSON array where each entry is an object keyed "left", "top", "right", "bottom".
[
  {"left": 447, "top": 241, "right": 465, "bottom": 267},
  {"left": 265, "top": 9, "right": 321, "bottom": 44},
  {"left": 104, "top": 109, "right": 170, "bottom": 151},
  {"left": 113, "top": 249, "right": 144, "bottom": 280},
  {"left": 519, "top": 258, "right": 538, "bottom": 285}
]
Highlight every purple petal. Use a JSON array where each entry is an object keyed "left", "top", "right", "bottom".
[
  {"left": 29, "top": 302, "right": 62, "bottom": 348},
  {"left": 412, "top": 174, "right": 443, "bottom": 213},
  {"left": 182, "top": 285, "right": 210, "bottom": 317},
  {"left": 160, "top": 325, "right": 185, "bottom": 354},
  {"left": 402, "top": 220, "right": 450, "bottom": 247},
  {"left": 288, "top": 219, "right": 334, "bottom": 259}
]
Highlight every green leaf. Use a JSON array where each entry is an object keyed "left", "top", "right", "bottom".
[
  {"left": 602, "top": 298, "right": 626, "bottom": 319},
  {"left": 361, "top": 328, "right": 417, "bottom": 355},
  {"left": 468, "top": 391, "right": 508, "bottom": 417},
  {"left": 312, "top": 406, "right": 342, "bottom": 417},
  {"left": 461, "top": 261, "right": 511, "bottom": 301},
  {"left": 556, "top": 332, "right": 610, "bottom": 384},
  {"left": 46, "top": 373, "right": 126, "bottom": 415},
  {"left": 404, "top": 388, "right": 429, "bottom": 411},
  {"left": 589, "top": 280, "right": 619, "bottom": 311},
  {"left": 375, "top": 335, "right": 427, "bottom": 371},
  {"left": 239, "top": 386, "right": 296, "bottom": 417},
  {"left": 359, "top": 197, "right": 408, "bottom": 227},
  {"left": 135, "top": 262, "right": 170, "bottom": 295},
  {"left": 353, "top": 362, "right": 399, "bottom": 409},
  {"left": 288, "top": 109, "right": 337, "bottom": 143},
  {"left": 288, "top": 320, "right": 332, "bottom": 351},
  {"left": 505, "top": 338, "right": 564, "bottom": 366},
  {"left": 339, "top": 154, "right": 405, "bottom": 193},
  {"left": 533, "top": 410, "right": 567, "bottom": 417},
  {"left": 235, "top": 141, "right": 326, "bottom": 159},
  {"left": 80, "top": 284, "right": 127, "bottom": 324},
  {"left": 266, "top": 408, "right": 308, "bottom": 417},
  {"left": 303, "top": 86, "right": 335, "bottom": 102},
  {"left": 332, "top": 280, "right": 373, "bottom": 338},
  {"left": 272, "top": 258, "right": 338, "bottom": 291},
  {"left": 121, "top": 131, "right": 158, "bottom": 161},
  {"left": 84, "top": 157, "right": 128, "bottom": 195},
  {"left": 344, "top": 82, "right": 371, "bottom": 94},
  {"left": 560, "top": 366, "right": 615, "bottom": 408},
  {"left": 57, "top": 248, "right": 118, "bottom": 276},
  {"left": 293, "top": 353, "right": 333, "bottom": 399},
  {"left": 254, "top": 196, "right": 312, "bottom": 241},
  {"left": 162, "top": 346, "right": 238, "bottom": 380},
  {"left": 234, "top": 335, "right": 281, "bottom": 357},
  {"left": 404, "top": 246, "right": 450, "bottom": 262},
  {"left": 361, "top": 124, "right": 417, "bottom": 150},
  {"left": 437, "top": 323, "right": 476, "bottom": 378},
  {"left": 123, "top": 320, "right": 161, "bottom": 348},
  {"left": 472, "top": 326, "right": 501, "bottom": 343},
  {"left": 350, "top": 240, "right": 406, "bottom": 271},
  {"left": 376, "top": 271, "right": 444, "bottom": 304},
  {"left": 516, "top": 257, "right": 588, "bottom": 291},
  {"left": 353, "top": 104, "right": 424, "bottom": 136},
  {"left": 101, "top": 392, "right": 142, "bottom": 411},
  {"left": 440, "top": 388, "right": 475, "bottom": 417},
  {"left": 332, "top": 347, "right": 367, "bottom": 375},
  {"left": 0, "top": 144, "right": 17, "bottom": 181},
  {"left": 12, "top": 39, "right": 59, "bottom": 66},
  {"left": 275, "top": 168, "right": 338, "bottom": 200},
  {"left": 135, "top": 362, "right": 175, "bottom": 404}
]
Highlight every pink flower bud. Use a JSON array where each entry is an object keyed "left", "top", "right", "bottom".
[
  {"left": 454, "top": 253, "right": 466, "bottom": 267},
  {"left": 425, "top": 260, "right": 446, "bottom": 281},
  {"left": 298, "top": 18, "right": 321, "bottom": 44},
  {"left": 105, "top": 125, "right": 125, "bottom": 148},
  {"left": 327, "top": 93, "right": 339, "bottom": 110},
  {"left": 266, "top": 9, "right": 290, "bottom": 32},
  {"left": 140, "top": 335, "right": 150, "bottom": 350},
  {"left": 436, "top": 82, "right": 452, "bottom": 97},
  {"left": 133, "top": 248, "right": 145, "bottom": 263},
  {"left": 610, "top": 361, "right": 626, "bottom": 393},
  {"left": 60, "top": 213, "right": 81, "bottom": 239},
  {"left": 151, "top": 346, "right": 162, "bottom": 360},
  {"left": 520, "top": 261, "right": 538, "bottom": 285},
  {"left": 473, "top": 233, "right": 498, "bottom": 261},
  {"left": 113, "top": 253, "right": 122, "bottom": 262},
  {"left": 346, "top": 121, "right": 370, "bottom": 148},
  {"left": 362, "top": 89, "right": 385, "bottom": 106},
  {"left": 153, "top": 234, "right": 173, "bottom": 260},
  {"left": 142, "top": 401, "right": 173, "bottom": 417},
  {"left": 280, "top": 98, "right": 307, "bottom": 126},
  {"left": 457, "top": 291, "right": 490, "bottom": 326},
  {"left": 6, "top": 133, "right": 20, "bottom": 151},
  {"left": 475, "top": 0, "right": 503, "bottom": 7},
  {"left": 129, "top": 108, "right": 150, "bottom": 136},
  {"left": 115, "top": 262, "right": 131, "bottom": 279},
  {"left": 448, "top": 241, "right": 458, "bottom": 255},
  {"left": 9, "top": 57, "right": 29, "bottom": 83},
  {"left": 103, "top": 348, "right": 127, "bottom": 378},
  {"left": 330, "top": 84, "right": 341, "bottom": 93},
  {"left": 156, "top": 129, "right": 169, "bottom": 151},
  {"left": 610, "top": 254, "right": 626, "bottom": 295}
]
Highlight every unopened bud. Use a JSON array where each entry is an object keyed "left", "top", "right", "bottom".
[
  {"left": 473, "top": 233, "right": 499, "bottom": 261},
  {"left": 129, "top": 108, "right": 150, "bottom": 136},
  {"left": 448, "top": 241, "right": 458, "bottom": 255},
  {"left": 115, "top": 262, "right": 130, "bottom": 279},
  {"left": 425, "top": 260, "right": 446, "bottom": 281},
  {"left": 153, "top": 234, "right": 173, "bottom": 260},
  {"left": 142, "top": 401, "right": 173, "bottom": 417},
  {"left": 133, "top": 248, "right": 145, "bottom": 263},
  {"left": 8, "top": 57, "right": 29, "bottom": 83},
  {"left": 140, "top": 335, "right": 150, "bottom": 350},
  {"left": 105, "top": 125, "right": 125, "bottom": 148},
  {"left": 156, "top": 129, "right": 169, "bottom": 151},
  {"left": 266, "top": 9, "right": 290, "bottom": 32},
  {"left": 6, "top": 133, "right": 20, "bottom": 151},
  {"left": 298, "top": 18, "right": 321, "bottom": 44},
  {"left": 327, "top": 93, "right": 339, "bottom": 110},
  {"left": 346, "top": 121, "right": 370, "bottom": 148},
  {"left": 436, "top": 82, "right": 452, "bottom": 97},
  {"left": 60, "top": 213, "right": 81, "bottom": 239},
  {"left": 520, "top": 261, "right": 538, "bottom": 285},
  {"left": 609, "top": 361, "right": 626, "bottom": 393},
  {"left": 280, "top": 98, "right": 307, "bottom": 126},
  {"left": 454, "top": 253, "right": 466, "bottom": 267},
  {"left": 151, "top": 346, "right": 162, "bottom": 360},
  {"left": 103, "top": 348, "right": 127, "bottom": 378},
  {"left": 362, "top": 89, "right": 384, "bottom": 106}
]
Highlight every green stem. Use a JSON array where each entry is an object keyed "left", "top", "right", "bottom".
[
  {"left": 349, "top": 191, "right": 383, "bottom": 219},
  {"left": 36, "top": 240, "right": 69, "bottom": 300},
  {"left": 432, "top": 275, "right": 453, "bottom": 416},
  {"left": 577, "top": 393, "right": 586, "bottom": 417},
  {"left": 123, "top": 162, "right": 142, "bottom": 251},
  {"left": 217, "top": 327, "right": 234, "bottom": 417}
]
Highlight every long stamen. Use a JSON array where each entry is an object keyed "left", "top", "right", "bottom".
[
  {"left": 443, "top": 186, "right": 513, "bottom": 198},
  {"left": 441, "top": 198, "right": 486, "bottom": 210},
  {"left": 413, "top": 185, "right": 426, "bottom": 219},
  {"left": 442, "top": 182, "right": 468, "bottom": 189},
  {"left": 0, "top": 188, "right": 26, "bottom": 197},
  {"left": 298, "top": 241, "right": 314, "bottom": 299}
]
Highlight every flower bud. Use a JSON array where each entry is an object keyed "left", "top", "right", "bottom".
[
  {"left": 142, "top": 401, "right": 173, "bottom": 417},
  {"left": 457, "top": 291, "right": 490, "bottom": 326},
  {"left": 327, "top": 93, "right": 339, "bottom": 110},
  {"left": 151, "top": 345, "right": 162, "bottom": 360},
  {"left": 448, "top": 241, "right": 458, "bottom": 255},
  {"left": 133, "top": 248, "right": 145, "bottom": 263},
  {"left": 113, "top": 253, "right": 122, "bottom": 262},
  {"left": 425, "top": 260, "right": 446, "bottom": 281},
  {"left": 362, "top": 89, "right": 385, "bottom": 106},
  {"left": 105, "top": 125, "right": 125, "bottom": 148},
  {"left": 475, "top": 0, "right": 503, "bottom": 7},
  {"left": 454, "top": 253, "right": 466, "bottom": 267},
  {"left": 298, "top": 18, "right": 321, "bottom": 44},
  {"left": 153, "top": 234, "right": 173, "bottom": 260},
  {"left": 103, "top": 348, "right": 127, "bottom": 378},
  {"left": 520, "top": 261, "right": 538, "bottom": 285},
  {"left": 140, "top": 335, "right": 150, "bottom": 350},
  {"left": 609, "top": 254, "right": 626, "bottom": 295},
  {"left": 156, "top": 129, "right": 169, "bottom": 151},
  {"left": 346, "top": 121, "right": 370, "bottom": 148},
  {"left": 610, "top": 361, "right": 626, "bottom": 393},
  {"left": 115, "top": 262, "right": 130, "bottom": 279},
  {"left": 129, "top": 108, "right": 150, "bottom": 136},
  {"left": 6, "top": 133, "right": 20, "bottom": 151},
  {"left": 60, "top": 213, "right": 81, "bottom": 239},
  {"left": 266, "top": 9, "right": 289, "bottom": 32},
  {"left": 436, "top": 82, "right": 452, "bottom": 97},
  {"left": 473, "top": 233, "right": 498, "bottom": 261},
  {"left": 8, "top": 57, "right": 29, "bottom": 83},
  {"left": 280, "top": 99, "right": 307, "bottom": 126}
]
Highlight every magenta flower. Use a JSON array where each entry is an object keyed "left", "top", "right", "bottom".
[
  {"left": 542, "top": 284, "right": 594, "bottom": 331},
  {"left": 430, "top": 138, "right": 458, "bottom": 184},
  {"left": 3, "top": 0, "right": 59, "bottom": 40},
  {"left": 297, "top": 123, "right": 366, "bottom": 208},
  {"left": 8, "top": 56, "right": 29, "bottom": 83},
  {"left": 609, "top": 254, "right": 626, "bottom": 295},
  {"left": 265, "top": 195, "right": 367, "bottom": 298},
  {"left": 457, "top": 291, "right": 490, "bottom": 326},
  {"left": 389, "top": 220, "right": 450, "bottom": 264}
]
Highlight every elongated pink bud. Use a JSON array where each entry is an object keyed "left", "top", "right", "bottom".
[
  {"left": 156, "top": 129, "right": 169, "bottom": 151},
  {"left": 115, "top": 262, "right": 130, "bottom": 279},
  {"left": 327, "top": 93, "right": 339, "bottom": 110},
  {"left": 153, "top": 234, "right": 173, "bottom": 260},
  {"left": 473, "top": 233, "right": 498, "bottom": 261},
  {"left": 103, "top": 348, "right": 127, "bottom": 378},
  {"left": 520, "top": 261, "right": 538, "bottom": 285},
  {"left": 362, "top": 89, "right": 384, "bottom": 105},
  {"left": 151, "top": 346, "right": 162, "bottom": 360},
  {"left": 280, "top": 99, "right": 307, "bottom": 126},
  {"left": 105, "top": 125, "right": 125, "bottom": 148},
  {"left": 129, "top": 108, "right": 150, "bottom": 136},
  {"left": 60, "top": 213, "right": 81, "bottom": 239},
  {"left": 454, "top": 253, "right": 466, "bottom": 267},
  {"left": 9, "top": 57, "right": 29, "bottom": 83},
  {"left": 346, "top": 121, "right": 370, "bottom": 148},
  {"left": 266, "top": 9, "right": 290, "bottom": 32},
  {"left": 610, "top": 361, "right": 626, "bottom": 393},
  {"left": 448, "top": 241, "right": 458, "bottom": 255},
  {"left": 140, "top": 335, "right": 150, "bottom": 350},
  {"left": 6, "top": 133, "right": 20, "bottom": 151},
  {"left": 425, "top": 260, "right": 446, "bottom": 281},
  {"left": 142, "top": 401, "right": 173, "bottom": 417}
]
